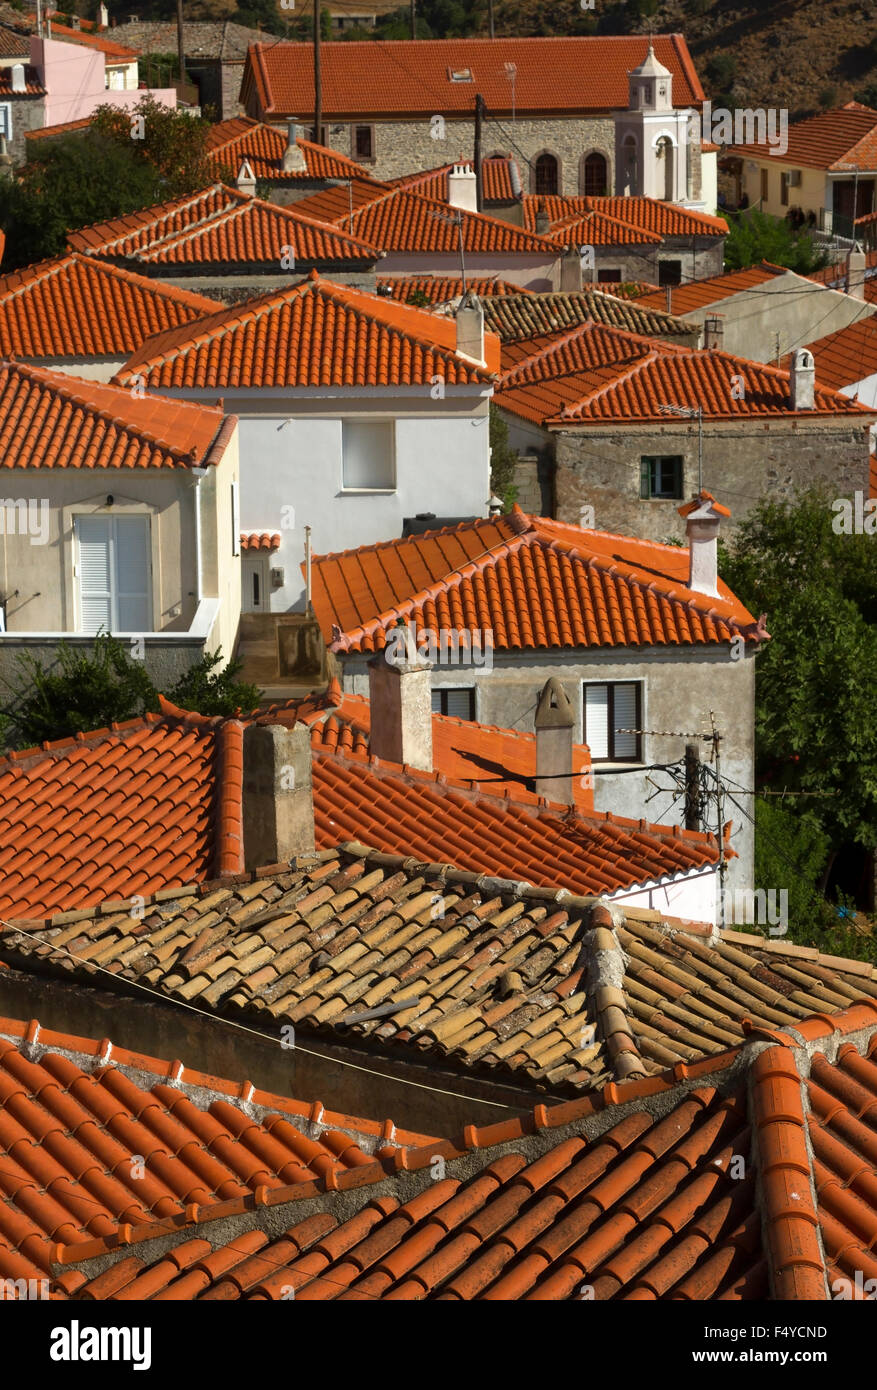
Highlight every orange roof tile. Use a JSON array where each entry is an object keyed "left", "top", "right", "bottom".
[
  {"left": 0, "top": 1015, "right": 435, "bottom": 1286},
  {"left": 377, "top": 275, "right": 526, "bottom": 304},
  {"left": 0, "top": 253, "right": 223, "bottom": 359},
  {"left": 285, "top": 177, "right": 392, "bottom": 225},
  {"left": 392, "top": 156, "right": 521, "bottom": 203},
  {"left": 809, "top": 247, "right": 877, "bottom": 288},
  {"left": 496, "top": 322, "right": 872, "bottom": 426},
  {"left": 241, "top": 531, "right": 281, "bottom": 550},
  {"left": 24, "top": 116, "right": 93, "bottom": 141},
  {"left": 320, "top": 185, "right": 561, "bottom": 257},
  {"left": 242, "top": 35, "right": 704, "bottom": 120},
  {"left": 205, "top": 117, "right": 376, "bottom": 182},
  {"left": 114, "top": 273, "right": 499, "bottom": 390},
  {"left": 521, "top": 194, "right": 727, "bottom": 244},
  {"left": 785, "top": 316, "right": 877, "bottom": 392},
  {"left": 310, "top": 506, "right": 763, "bottom": 655},
  {"left": 638, "top": 261, "right": 787, "bottom": 314},
  {"left": 0, "top": 360, "right": 232, "bottom": 472},
  {"left": 0, "top": 66, "right": 44, "bottom": 94},
  {"left": 69, "top": 184, "right": 382, "bottom": 270},
  {"left": 732, "top": 102, "right": 877, "bottom": 172},
  {"left": 46, "top": 22, "right": 139, "bottom": 57}
]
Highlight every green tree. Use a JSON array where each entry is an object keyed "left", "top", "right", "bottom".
[
  {"left": 724, "top": 209, "right": 827, "bottom": 274},
  {"left": 489, "top": 404, "right": 519, "bottom": 511},
  {"left": 0, "top": 635, "right": 261, "bottom": 748},
  {"left": 91, "top": 95, "right": 217, "bottom": 198}
]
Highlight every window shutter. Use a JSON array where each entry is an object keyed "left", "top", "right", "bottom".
[
  {"left": 584, "top": 684, "right": 609, "bottom": 759},
  {"left": 444, "top": 688, "right": 474, "bottom": 720},
  {"left": 114, "top": 517, "right": 151, "bottom": 632},
  {"left": 613, "top": 683, "right": 639, "bottom": 759},
  {"left": 640, "top": 458, "right": 651, "bottom": 499},
  {"left": 76, "top": 517, "right": 113, "bottom": 635},
  {"left": 431, "top": 690, "right": 442, "bottom": 713}
]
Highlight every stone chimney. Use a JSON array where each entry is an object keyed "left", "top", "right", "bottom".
[
  {"left": 242, "top": 722, "right": 315, "bottom": 869},
  {"left": 560, "top": 247, "right": 583, "bottom": 291},
  {"left": 509, "top": 159, "right": 522, "bottom": 199},
  {"left": 368, "top": 636, "right": 433, "bottom": 772},
  {"left": 72, "top": 14, "right": 81, "bottom": 28},
  {"left": 455, "top": 289, "right": 485, "bottom": 366},
  {"left": 11, "top": 64, "right": 25, "bottom": 93},
  {"left": 281, "top": 119, "right": 307, "bottom": 174},
  {"left": 535, "top": 200, "right": 550, "bottom": 234},
  {"left": 703, "top": 315, "right": 723, "bottom": 350},
  {"left": 236, "top": 159, "right": 257, "bottom": 197},
  {"left": 534, "top": 677, "right": 575, "bottom": 805},
  {"left": 789, "top": 347, "right": 815, "bottom": 410},
  {"left": 448, "top": 162, "right": 477, "bottom": 213},
  {"left": 677, "top": 490, "right": 730, "bottom": 598},
  {"left": 846, "top": 244, "right": 867, "bottom": 301}
]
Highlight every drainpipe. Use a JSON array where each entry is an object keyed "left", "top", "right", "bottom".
[
  {"left": 304, "top": 524, "right": 312, "bottom": 616},
  {"left": 192, "top": 466, "right": 207, "bottom": 605}
]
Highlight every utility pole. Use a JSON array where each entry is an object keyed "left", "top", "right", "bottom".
[
  {"left": 175, "top": 0, "right": 186, "bottom": 90},
  {"left": 313, "top": 0, "right": 322, "bottom": 145},
  {"left": 488, "top": 0, "right": 494, "bottom": 38},
  {"left": 474, "top": 94, "right": 485, "bottom": 213},
  {"left": 684, "top": 743, "right": 701, "bottom": 831},
  {"left": 410, "top": 0, "right": 416, "bottom": 38}
]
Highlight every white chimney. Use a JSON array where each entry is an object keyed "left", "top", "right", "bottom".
[
  {"left": 99, "top": 3, "right": 109, "bottom": 25},
  {"left": 241, "top": 723, "right": 315, "bottom": 868},
  {"left": 282, "top": 119, "right": 307, "bottom": 174},
  {"left": 368, "top": 635, "right": 433, "bottom": 772},
  {"left": 789, "top": 347, "right": 815, "bottom": 410},
  {"left": 236, "top": 158, "right": 257, "bottom": 197},
  {"left": 703, "top": 315, "right": 723, "bottom": 350},
  {"left": 534, "top": 677, "right": 575, "bottom": 805},
  {"left": 448, "top": 162, "right": 477, "bottom": 213},
  {"left": 846, "top": 244, "right": 866, "bottom": 301},
  {"left": 11, "top": 64, "right": 25, "bottom": 93},
  {"left": 678, "top": 490, "right": 730, "bottom": 598},
  {"left": 455, "top": 289, "right": 485, "bottom": 366}
]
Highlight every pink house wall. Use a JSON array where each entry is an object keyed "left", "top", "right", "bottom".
[{"left": 30, "top": 37, "right": 175, "bottom": 126}]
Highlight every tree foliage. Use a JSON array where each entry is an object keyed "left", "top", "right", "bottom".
[
  {"left": 724, "top": 209, "right": 827, "bottom": 274},
  {"left": 489, "top": 404, "right": 519, "bottom": 511},
  {"left": 0, "top": 635, "right": 261, "bottom": 749}
]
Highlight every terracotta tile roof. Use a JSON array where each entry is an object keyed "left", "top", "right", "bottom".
[
  {"left": 285, "top": 177, "right": 392, "bottom": 225},
  {"left": 114, "top": 273, "right": 499, "bottom": 390},
  {"left": 731, "top": 102, "right": 877, "bottom": 172},
  {"left": 0, "top": 360, "right": 232, "bottom": 473},
  {"left": 531, "top": 202, "right": 663, "bottom": 248},
  {"left": 392, "top": 156, "right": 521, "bottom": 203},
  {"left": 68, "top": 184, "right": 382, "bottom": 270},
  {"left": 311, "top": 506, "right": 762, "bottom": 656},
  {"left": 240, "top": 531, "right": 280, "bottom": 551},
  {"left": 318, "top": 186, "right": 561, "bottom": 257},
  {"left": 638, "top": 261, "right": 788, "bottom": 315},
  {"left": 590, "top": 280, "right": 659, "bottom": 300},
  {"left": 0, "top": 1015, "right": 434, "bottom": 1285},
  {"left": 376, "top": 276, "right": 527, "bottom": 304},
  {"left": 521, "top": 195, "right": 727, "bottom": 246},
  {"left": 0, "top": 65, "right": 44, "bottom": 94},
  {"left": 205, "top": 117, "right": 375, "bottom": 182},
  {"left": 243, "top": 35, "right": 704, "bottom": 120},
  {"left": 808, "top": 247, "right": 877, "bottom": 289},
  {"left": 0, "top": 23, "right": 28, "bottom": 55},
  {"left": 495, "top": 325, "right": 873, "bottom": 426},
  {"left": 565, "top": 196, "right": 727, "bottom": 239},
  {"left": 47, "top": 22, "right": 139, "bottom": 57},
  {"left": 0, "top": 253, "right": 223, "bottom": 359},
  {"left": 67, "top": 184, "right": 244, "bottom": 256},
  {"left": 481, "top": 290, "right": 693, "bottom": 343},
  {"left": 785, "top": 315, "right": 877, "bottom": 392},
  {"left": 25, "top": 116, "right": 92, "bottom": 141}
]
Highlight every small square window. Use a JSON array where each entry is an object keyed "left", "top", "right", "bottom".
[
  {"left": 597, "top": 268, "right": 622, "bottom": 282},
  {"left": 658, "top": 259, "right": 682, "bottom": 286},
  {"left": 341, "top": 420, "right": 395, "bottom": 490},
  {"left": 448, "top": 67, "right": 473, "bottom": 82},
  {"left": 431, "top": 688, "right": 475, "bottom": 720},
  {"left": 640, "top": 456, "right": 684, "bottom": 499}
]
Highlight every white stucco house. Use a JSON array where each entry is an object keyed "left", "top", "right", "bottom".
[{"left": 115, "top": 274, "right": 496, "bottom": 615}]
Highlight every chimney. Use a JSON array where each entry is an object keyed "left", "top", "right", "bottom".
[
  {"left": 99, "top": 2, "right": 109, "bottom": 25},
  {"left": 368, "top": 636, "right": 433, "bottom": 772},
  {"left": 846, "top": 244, "right": 866, "bottom": 300},
  {"left": 678, "top": 490, "right": 730, "bottom": 598},
  {"left": 703, "top": 315, "right": 723, "bottom": 350},
  {"left": 455, "top": 289, "right": 485, "bottom": 366},
  {"left": 535, "top": 199, "right": 550, "bottom": 234},
  {"left": 560, "top": 247, "right": 583, "bottom": 291},
  {"left": 509, "top": 159, "right": 522, "bottom": 199},
  {"left": 242, "top": 722, "right": 315, "bottom": 869},
  {"left": 534, "top": 677, "right": 575, "bottom": 805},
  {"left": 281, "top": 119, "right": 307, "bottom": 174},
  {"left": 236, "top": 158, "right": 256, "bottom": 197},
  {"left": 448, "top": 162, "right": 477, "bottom": 213},
  {"left": 789, "top": 347, "right": 815, "bottom": 410},
  {"left": 72, "top": 14, "right": 80, "bottom": 28},
  {"left": 10, "top": 64, "right": 25, "bottom": 93}
]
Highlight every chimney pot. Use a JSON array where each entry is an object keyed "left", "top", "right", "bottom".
[
  {"left": 535, "top": 200, "right": 550, "bottom": 234},
  {"left": 281, "top": 118, "right": 307, "bottom": 174},
  {"left": 789, "top": 347, "right": 815, "bottom": 410},
  {"left": 242, "top": 723, "right": 315, "bottom": 868},
  {"left": 455, "top": 289, "right": 485, "bottom": 366},
  {"left": 846, "top": 244, "right": 866, "bottom": 301},
  {"left": 368, "top": 635, "right": 433, "bottom": 772},
  {"left": 678, "top": 489, "right": 729, "bottom": 598},
  {"left": 534, "top": 677, "right": 575, "bottom": 805},
  {"left": 236, "top": 158, "right": 257, "bottom": 197},
  {"left": 448, "top": 162, "right": 477, "bottom": 213},
  {"left": 10, "top": 63, "right": 25, "bottom": 92}
]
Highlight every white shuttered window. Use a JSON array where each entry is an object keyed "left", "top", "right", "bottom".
[
  {"left": 75, "top": 516, "right": 151, "bottom": 634},
  {"left": 583, "top": 681, "right": 642, "bottom": 762}
]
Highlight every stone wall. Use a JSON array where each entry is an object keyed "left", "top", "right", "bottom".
[
  {"left": 553, "top": 419, "right": 873, "bottom": 540},
  {"left": 8, "top": 94, "right": 46, "bottom": 165}
]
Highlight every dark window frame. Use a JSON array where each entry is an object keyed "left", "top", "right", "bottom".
[
  {"left": 533, "top": 151, "right": 560, "bottom": 196},
  {"left": 431, "top": 688, "right": 476, "bottom": 720},
  {"left": 658, "top": 258, "right": 683, "bottom": 287},
  {"left": 583, "top": 681, "right": 643, "bottom": 763},
  {"left": 640, "top": 455, "right": 684, "bottom": 500},
  {"left": 582, "top": 150, "right": 608, "bottom": 197},
  {"left": 352, "top": 123, "right": 375, "bottom": 161}
]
